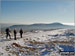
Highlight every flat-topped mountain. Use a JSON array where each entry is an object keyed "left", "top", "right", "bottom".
[{"left": 9, "top": 22, "right": 75, "bottom": 30}]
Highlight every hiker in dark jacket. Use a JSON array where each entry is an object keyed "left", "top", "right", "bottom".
[
  {"left": 13, "top": 28, "right": 17, "bottom": 40},
  {"left": 19, "top": 28, "right": 23, "bottom": 38},
  {"left": 5, "top": 28, "right": 11, "bottom": 39}
]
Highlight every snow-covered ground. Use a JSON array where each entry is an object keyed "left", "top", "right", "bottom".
[{"left": 0, "top": 29, "right": 75, "bottom": 56}]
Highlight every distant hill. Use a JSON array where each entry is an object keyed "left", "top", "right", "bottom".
[{"left": 9, "top": 22, "right": 75, "bottom": 31}]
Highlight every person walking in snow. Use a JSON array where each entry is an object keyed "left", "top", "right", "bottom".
[
  {"left": 13, "top": 28, "right": 17, "bottom": 40},
  {"left": 19, "top": 28, "right": 23, "bottom": 38},
  {"left": 5, "top": 28, "right": 11, "bottom": 39}
]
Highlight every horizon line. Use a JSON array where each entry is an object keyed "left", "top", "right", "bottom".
[{"left": 0, "top": 22, "right": 74, "bottom": 26}]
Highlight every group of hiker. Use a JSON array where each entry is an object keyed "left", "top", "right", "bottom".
[{"left": 5, "top": 28, "right": 23, "bottom": 40}]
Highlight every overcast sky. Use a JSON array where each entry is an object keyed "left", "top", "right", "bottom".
[{"left": 1, "top": 0, "right": 75, "bottom": 25}]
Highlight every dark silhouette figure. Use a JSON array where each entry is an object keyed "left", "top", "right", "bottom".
[
  {"left": 13, "top": 29, "right": 17, "bottom": 40},
  {"left": 19, "top": 29, "right": 23, "bottom": 38},
  {"left": 5, "top": 28, "right": 11, "bottom": 39}
]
